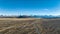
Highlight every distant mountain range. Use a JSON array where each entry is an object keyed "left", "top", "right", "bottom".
[
  {"left": 0, "top": 15, "right": 60, "bottom": 19},
  {"left": 32, "top": 15, "right": 60, "bottom": 19},
  {"left": 17, "top": 15, "right": 60, "bottom": 19}
]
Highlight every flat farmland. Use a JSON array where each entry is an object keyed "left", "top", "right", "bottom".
[{"left": 0, "top": 18, "right": 60, "bottom": 34}]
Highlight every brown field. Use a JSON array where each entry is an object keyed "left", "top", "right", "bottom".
[{"left": 0, "top": 18, "right": 60, "bottom": 34}]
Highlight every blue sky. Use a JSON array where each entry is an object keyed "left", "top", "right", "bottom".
[{"left": 0, "top": 0, "right": 60, "bottom": 16}]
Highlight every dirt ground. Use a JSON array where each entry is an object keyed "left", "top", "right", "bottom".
[{"left": 0, "top": 18, "right": 60, "bottom": 34}]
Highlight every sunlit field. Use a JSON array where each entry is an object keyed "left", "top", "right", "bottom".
[{"left": 0, "top": 18, "right": 60, "bottom": 34}]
